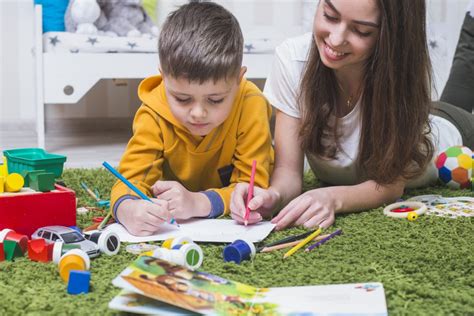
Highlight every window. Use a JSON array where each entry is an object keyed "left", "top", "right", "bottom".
[
  {"left": 51, "top": 234, "right": 59, "bottom": 241},
  {"left": 61, "top": 232, "right": 85, "bottom": 243},
  {"left": 42, "top": 231, "right": 51, "bottom": 240}
]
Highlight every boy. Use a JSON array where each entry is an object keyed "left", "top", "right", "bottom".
[{"left": 110, "top": 2, "right": 274, "bottom": 236}]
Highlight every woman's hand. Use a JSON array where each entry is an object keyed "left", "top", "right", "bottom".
[
  {"left": 230, "top": 183, "right": 280, "bottom": 225},
  {"left": 271, "top": 188, "right": 338, "bottom": 230},
  {"left": 116, "top": 198, "right": 170, "bottom": 236},
  {"left": 152, "top": 181, "right": 211, "bottom": 220}
]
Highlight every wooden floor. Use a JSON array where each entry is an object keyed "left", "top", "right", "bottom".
[{"left": 0, "top": 130, "right": 130, "bottom": 168}]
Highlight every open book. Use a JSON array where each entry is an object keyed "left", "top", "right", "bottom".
[{"left": 110, "top": 256, "right": 388, "bottom": 315}]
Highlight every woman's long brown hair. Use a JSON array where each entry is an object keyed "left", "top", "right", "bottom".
[{"left": 299, "top": 0, "right": 434, "bottom": 185}]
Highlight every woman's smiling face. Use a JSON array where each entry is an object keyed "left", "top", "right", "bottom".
[{"left": 313, "top": 0, "right": 380, "bottom": 72}]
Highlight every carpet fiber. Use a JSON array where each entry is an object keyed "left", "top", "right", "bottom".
[{"left": 0, "top": 168, "right": 473, "bottom": 315}]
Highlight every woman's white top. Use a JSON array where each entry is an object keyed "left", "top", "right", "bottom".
[{"left": 264, "top": 33, "right": 463, "bottom": 188}]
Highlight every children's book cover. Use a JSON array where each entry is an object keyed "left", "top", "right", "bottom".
[{"left": 111, "top": 256, "right": 388, "bottom": 315}]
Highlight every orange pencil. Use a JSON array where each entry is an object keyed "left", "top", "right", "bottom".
[{"left": 244, "top": 160, "right": 257, "bottom": 226}]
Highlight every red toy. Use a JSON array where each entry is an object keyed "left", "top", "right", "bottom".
[
  {"left": 0, "top": 185, "right": 76, "bottom": 237},
  {"left": 0, "top": 242, "right": 4, "bottom": 261},
  {"left": 28, "top": 238, "right": 50, "bottom": 262}
]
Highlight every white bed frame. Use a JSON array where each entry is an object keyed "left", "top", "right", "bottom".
[{"left": 34, "top": 5, "right": 274, "bottom": 149}]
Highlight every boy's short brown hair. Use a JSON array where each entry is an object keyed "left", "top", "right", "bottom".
[{"left": 158, "top": 1, "right": 243, "bottom": 83}]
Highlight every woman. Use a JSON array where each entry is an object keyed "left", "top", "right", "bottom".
[{"left": 231, "top": 0, "right": 473, "bottom": 230}]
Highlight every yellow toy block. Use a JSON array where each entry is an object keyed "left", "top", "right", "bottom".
[
  {"left": 0, "top": 176, "right": 4, "bottom": 193},
  {"left": 0, "top": 157, "right": 7, "bottom": 177},
  {"left": 5, "top": 173, "right": 24, "bottom": 192}
]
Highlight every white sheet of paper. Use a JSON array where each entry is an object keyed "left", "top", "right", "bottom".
[{"left": 101, "top": 219, "right": 275, "bottom": 243}]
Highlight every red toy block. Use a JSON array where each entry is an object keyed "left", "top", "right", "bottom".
[
  {"left": 0, "top": 185, "right": 76, "bottom": 237},
  {"left": 4, "top": 240, "right": 24, "bottom": 261},
  {"left": 0, "top": 242, "right": 4, "bottom": 261},
  {"left": 47, "top": 243, "right": 55, "bottom": 261},
  {"left": 5, "top": 232, "right": 28, "bottom": 252},
  {"left": 28, "top": 238, "right": 49, "bottom": 262}
]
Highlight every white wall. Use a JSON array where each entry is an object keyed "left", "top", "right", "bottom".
[{"left": 0, "top": 0, "right": 471, "bottom": 132}]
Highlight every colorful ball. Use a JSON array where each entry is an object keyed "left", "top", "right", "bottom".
[{"left": 435, "top": 146, "right": 472, "bottom": 189}]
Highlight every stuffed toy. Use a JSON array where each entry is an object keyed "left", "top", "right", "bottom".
[
  {"left": 100, "top": 0, "right": 159, "bottom": 37},
  {"left": 64, "top": 0, "right": 107, "bottom": 35},
  {"left": 65, "top": 0, "right": 159, "bottom": 37}
]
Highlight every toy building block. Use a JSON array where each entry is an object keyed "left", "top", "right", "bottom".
[
  {"left": 58, "top": 249, "right": 90, "bottom": 283},
  {"left": 0, "top": 184, "right": 76, "bottom": 237},
  {"left": 21, "top": 169, "right": 46, "bottom": 187},
  {"left": 4, "top": 231, "right": 29, "bottom": 252},
  {"left": 0, "top": 243, "right": 4, "bottom": 261},
  {"left": 0, "top": 176, "right": 4, "bottom": 193},
  {"left": 28, "top": 238, "right": 50, "bottom": 262},
  {"left": 29, "top": 172, "right": 55, "bottom": 192},
  {"left": 4, "top": 240, "right": 24, "bottom": 261},
  {"left": 0, "top": 157, "right": 7, "bottom": 177},
  {"left": 67, "top": 270, "right": 91, "bottom": 295},
  {"left": 5, "top": 173, "right": 24, "bottom": 192}
]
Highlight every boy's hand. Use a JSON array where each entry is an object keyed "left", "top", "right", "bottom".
[
  {"left": 152, "top": 181, "right": 211, "bottom": 220},
  {"left": 230, "top": 183, "right": 279, "bottom": 225},
  {"left": 116, "top": 198, "right": 170, "bottom": 236}
]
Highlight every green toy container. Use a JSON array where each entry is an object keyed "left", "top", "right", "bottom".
[{"left": 3, "top": 148, "right": 67, "bottom": 178}]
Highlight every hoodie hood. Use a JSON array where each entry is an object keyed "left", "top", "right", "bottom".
[{"left": 138, "top": 75, "right": 184, "bottom": 128}]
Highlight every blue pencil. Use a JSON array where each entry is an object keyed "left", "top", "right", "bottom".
[
  {"left": 304, "top": 229, "right": 342, "bottom": 252},
  {"left": 102, "top": 161, "right": 178, "bottom": 226}
]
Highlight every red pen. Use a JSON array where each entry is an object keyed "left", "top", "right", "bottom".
[{"left": 244, "top": 160, "right": 257, "bottom": 226}]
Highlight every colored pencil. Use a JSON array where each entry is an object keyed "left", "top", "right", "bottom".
[
  {"left": 305, "top": 229, "right": 342, "bottom": 252},
  {"left": 102, "top": 161, "right": 178, "bottom": 226},
  {"left": 244, "top": 160, "right": 257, "bottom": 226},
  {"left": 260, "top": 234, "right": 330, "bottom": 253},
  {"left": 256, "top": 229, "right": 318, "bottom": 252},
  {"left": 97, "top": 211, "right": 112, "bottom": 230},
  {"left": 283, "top": 227, "right": 322, "bottom": 259},
  {"left": 81, "top": 182, "right": 100, "bottom": 202}
]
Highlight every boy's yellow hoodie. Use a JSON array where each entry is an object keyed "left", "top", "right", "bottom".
[{"left": 110, "top": 75, "right": 274, "bottom": 218}]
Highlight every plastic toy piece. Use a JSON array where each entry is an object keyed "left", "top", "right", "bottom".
[
  {"left": 5, "top": 173, "right": 24, "bottom": 192},
  {"left": 21, "top": 169, "right": 46, "bottom": 187},
  {"left": 0, "top": 176, "right": 4, "bottom": 193},
  {"left": 27, "top": 238, "right": 50, "bottom": 262},
  {"left": 383, "top": 201, "right": 427, "bottom": 219},
  {"left": 407, "top": 211, "right": 418, "bottom": 221},
  {"left": 0, "top": 185, "right": 76, "bottom": 237},
  {"left": 5, "top": 231, "right": 29, "bottom": 252},
  {"left": 223, "top": 239, "right": 256, "bottom": 264},
  {"left": 3, "top": 148, "right": 66, "bottom": 178},
  {"left": 0, "top": 156, "right": 8, "bottom": 177},
  {"left": 86, "top": 230, "right": 120, "bottom": 256},
  {"left": 67, "top": 270, "right": 91, "bottom": 295},
  {"left": 0, "top": 242, "right": 4, "bottom": 261},
  {"left": 52, "top": 243, "right": 82, "bottom": 264},
  {"left": 0, "top": 228, "right": 14, "bottom": 242},
  {"left": 4, "top": 240, "right": 24, "bottom": 261},
  {"left": 29, "top": 172, "right": 55, "bottom": 192},
  {"left": 391, "top": 207, "right": 415, "bottom": 213},
  {"left": 162, "top": 236, "right": 193, "bottom": 250},
  {"left": 58, "top": 249, "right": 90, "bottom": 283},
  {"left": 151, "top": 243, "right": 203, "bottom": 271}
]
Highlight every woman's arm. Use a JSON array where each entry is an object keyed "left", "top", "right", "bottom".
[{"left": 269, "top": 109, "right": 305, "bottom": 209}]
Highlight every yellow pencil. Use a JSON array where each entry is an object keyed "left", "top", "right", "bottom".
[{"left": 283, "top": 227, "right": 322, "bottom": 259}]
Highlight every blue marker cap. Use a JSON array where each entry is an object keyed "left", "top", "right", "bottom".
[{"left": 223, "top": 239, "right": 256, "bottom": 264}]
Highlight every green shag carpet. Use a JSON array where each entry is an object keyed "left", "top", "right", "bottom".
[{"left": 0, "top": 169, "right": 473, "bottom": 315}]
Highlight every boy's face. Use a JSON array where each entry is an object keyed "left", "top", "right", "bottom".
[{"left": 163, "top": 67, "right": 246, "bottom": 136}]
